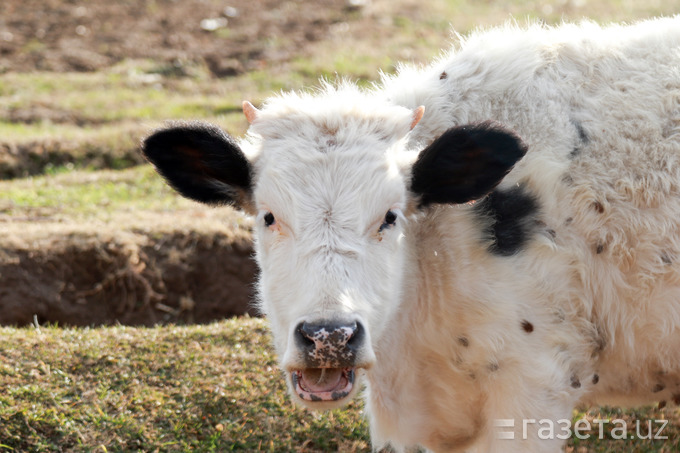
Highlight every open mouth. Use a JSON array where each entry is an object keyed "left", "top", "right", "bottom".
[{"left": 291, "top": 367, "right": 355, "bottom": 402}]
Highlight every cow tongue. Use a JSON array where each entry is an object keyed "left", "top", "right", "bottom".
[{"left": 301, "top": 368, "right": 344, "bottom": 393}]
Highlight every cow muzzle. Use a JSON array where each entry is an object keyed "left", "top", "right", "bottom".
[{"left": 288, "top": 318, "right": 373, "bottom": 404}]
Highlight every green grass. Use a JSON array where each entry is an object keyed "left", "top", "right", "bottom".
[
  {"left": 0, "top": 319, "right": 677, "bottom": 452},
  {"left": 0, "top": 166, "right": 192, "bottom": 220},
  {"left": 0, "top": 73, "right": 239, "bottom": 125},
  {"left": 0, "top": 319, "right": 370, "bottom": 452},
  {"left": 0, "top": 67, "right": 251, "bottom": 138}
]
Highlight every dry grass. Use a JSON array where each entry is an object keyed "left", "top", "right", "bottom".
[
  {"left": 0, "top": 319, "right": 678, "bottom": 452},
  {"left": 0, "top": 319, "right": 370, "bottom": 452}
]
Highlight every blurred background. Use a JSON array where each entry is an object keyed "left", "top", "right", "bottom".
[
  {"left": 1, "top": 1, "right": 680, "bottom": 452},
  {"left": 2, "top": 0, "right": 679, "bottom": 327}
]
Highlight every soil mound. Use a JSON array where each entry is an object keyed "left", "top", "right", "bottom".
[{"left": 0, "top": 216, "right": 258, "bottom": 327}]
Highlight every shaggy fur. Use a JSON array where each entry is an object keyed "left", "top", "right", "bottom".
[{"left": 143, "top": 17, "right": 680, "bottom": 452}]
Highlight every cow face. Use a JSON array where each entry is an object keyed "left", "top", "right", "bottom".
[{"left": 142, "top": 91, "right": 526, "bottom": 410}]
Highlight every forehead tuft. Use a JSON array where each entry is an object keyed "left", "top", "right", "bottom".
[
  {"left": 247, "top": 86, "right": 412, "bottom": 221},
  {"left": 249, "top": 84, "right": 414, "bottom": 148}
]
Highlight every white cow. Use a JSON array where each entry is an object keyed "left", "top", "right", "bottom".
[{"left": 142, "top": 17, "right": 680, "bottom": 452}]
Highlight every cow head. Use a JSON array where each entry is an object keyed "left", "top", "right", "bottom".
[{"left": 142, "top": 87, "right": 527, "bottom": 410}]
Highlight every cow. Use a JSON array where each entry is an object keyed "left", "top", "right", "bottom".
[{"left": 141, "top": 17, "right": 680, "bottom": 452}]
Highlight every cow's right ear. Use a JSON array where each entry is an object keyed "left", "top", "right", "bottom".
[{"left": 142, "top": 121, "right": 253, "bottom": 211}]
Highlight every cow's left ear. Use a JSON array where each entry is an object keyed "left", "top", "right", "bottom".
[{"left": 410, "top": 121, "right": 527, "bottom": 207}]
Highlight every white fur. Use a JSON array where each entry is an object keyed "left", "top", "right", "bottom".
[{"left": 242, "top": 17, "right": 680, "bottom": 452}]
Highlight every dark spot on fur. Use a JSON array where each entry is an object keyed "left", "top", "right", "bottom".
[
  {"left": 593, "top": 201, "right": 605, "bottom": 214},
  {"left": 553, "top": 308, "right": 566, "bottom": 323},
  {"left": 468, "top": 372, "right": 476, "bottom": 380},
  {"left": 592, "top": 374, "right": 599, "bottom": 385},
  {"left": 521, "top": 320, "right": 534, "bottom": 333},
  {"left": 595, "top": 330, "right": 606, "bottom": 352},
  {"left": 565, "top": 217, "right": 573, "bottom": 225},
  {"left": 653, "top": 383, "right": 665, "bottom": 393},
  {"left": 595, "top": 242, "right": 605, "bottom": 254},
  {"left": 458, "top": 336, "right": 469, "bottom": 347},
  {"left": 661, "top": 252, "right": 673, "bottom": 265},
  {"left": 591, "top": 331, "right": 606, "bottom": 358},
  {"left": 659, "top": 400, "right": 667, "bottom": 409},
  {"left": 488, "top": 361, "right": 499, "bottom": 372},
  {"left": 570, "top": 374, "right": 581, "bottom": 389},
  {"left": 562, "top": 174, "right": 574, "bottom": 185},
  {"left": 573, "top": 120, "right": 589, "bottom": 143},
  {"left": 534, "top": 219, "right": 556, "bottom": 240},
  {"left": 673, "top": 394, "right": 680, "bottom": 405},
  {"left": 439, "top": 71, "right": 448, "bottom": 80},
  {"left": 474, "top": 184, "right": 540, "bottom": 256},
  {"left": 568, "top": 120, "right": 589, "bottom": 159}
]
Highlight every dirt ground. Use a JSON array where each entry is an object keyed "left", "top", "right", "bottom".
[
  {"left": 0, "top": 205, "right": 260, "bottom": 326},
  {"left": 0, "top": 227, "right": 258, "bottom": 326},
  {"left": 0, "top": 0, "right": 349, "bottom": 75},
  {"left": 0, "top": 0, "right": 358, "bottom": 326}
]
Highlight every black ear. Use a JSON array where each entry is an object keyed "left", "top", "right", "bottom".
[
  {"left": 410, "top": 121, "right": 527, "bottom": 207},
  {"left": 142, "top": 122, "right": 252, "bottom": 209}
]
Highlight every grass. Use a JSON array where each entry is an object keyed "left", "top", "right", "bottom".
[
  {"left": 0, "top": 166, "right": 254, "bottom": 237},
  {"left": 0, "top": 318, "right": 369, "bottom": 452},
  {"left": 0, "top": 166, "right": 188, "bottom": 219},
  {"left": 0, "top": 67, "right": 247, "bottom": 125},
  {"left": 0, "top": 318, "right": 677, "bottom": 452}
]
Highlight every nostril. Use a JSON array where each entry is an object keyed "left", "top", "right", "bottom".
[
  {"left": 346, "top": 321, "right": 363, "bottom": 347},
  {"left": 296, "top": 322, "right": 316, "bottom": 347}
]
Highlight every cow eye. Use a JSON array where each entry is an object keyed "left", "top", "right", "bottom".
[
  {"left": 264, "top": 212, "right": 276, "bottom": 227},
  {"left": 379, "top": 210, "right": 397, "bottom": 232}
]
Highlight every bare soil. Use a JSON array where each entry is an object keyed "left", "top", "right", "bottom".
[
  {"left": 0, "top": 232, "right": 257, "bottom": 326},
  {"left": 0, "top": 0, "right": 349, "bottom": 75},
  {"left": 0, "top": 211, "right": 259, "bottom": 327}
]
